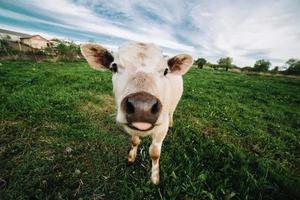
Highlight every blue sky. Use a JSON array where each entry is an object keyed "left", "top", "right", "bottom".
[{"left": 1, "top": 0, "right": 300, "bottom": 67}]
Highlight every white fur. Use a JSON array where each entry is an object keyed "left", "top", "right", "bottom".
[{"left": 113, "top": 43, "right": 184, "bottom": 137}]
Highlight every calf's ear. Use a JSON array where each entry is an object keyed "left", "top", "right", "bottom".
[
  {"left": 80, "top": 43, "right": 114, "bottom": 71},
  {"left": 168, "top": 54, "right": 193, "bottom": 75}
]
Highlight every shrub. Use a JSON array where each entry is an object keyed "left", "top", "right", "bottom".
[
  {"left": 253, "top": 59, "right": 271, "bottom": 72},
  {"left": 218, "top": 57, "right": 233, "bottom": 71},
  {"left": 285, "top": 59, "right": 300, "bottom": 75},
  {"left": 195, "top": 58, "right": 207, "bottom": 69},
  {"left": 56, "top": 42, "right": 81, "bottom": 61}
]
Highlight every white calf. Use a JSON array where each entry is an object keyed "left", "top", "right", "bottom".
[{"left": 81, "top": 42, "right": 193, "bottom": 184}]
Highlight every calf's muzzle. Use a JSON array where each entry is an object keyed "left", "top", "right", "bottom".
[{"left": 121, "top": 92, "right": 162, "bottom": 131}]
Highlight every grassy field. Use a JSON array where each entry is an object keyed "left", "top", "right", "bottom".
[{"left": 0, "top": 61, "right": 299, "bottom": 200}]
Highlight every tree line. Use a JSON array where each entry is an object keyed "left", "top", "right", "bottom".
[{"left": 194, "top": 57, "right": 300, "bottom": 75}]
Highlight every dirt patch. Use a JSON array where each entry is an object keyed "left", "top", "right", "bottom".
[
  {"left": 203, "top": 124, "right": 219, "bottom": 137},
  {"left": 189, "top": 117, "right": 204, "bottom": 130},
  {"left": 78, "top": 94, "right": 118, "bottom": 133},
  {"left": 42, "top": 121, "right": 68, "bottom": 131},
  {"left": 80, "top": 94, "right": 115, "bottom": 114},
  {"left": 246, "top": 72, "right": 300, "bottom": 80},
  {"left": 0, "top": 120, "right": 24, "bottom": 127}
]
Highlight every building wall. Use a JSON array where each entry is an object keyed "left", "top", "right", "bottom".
[
  {"left": 7, "top": 41, "right": 35, "bottom": 52},
  {"left": 21, "top": 36, "right": 51, "bottom": 49}
]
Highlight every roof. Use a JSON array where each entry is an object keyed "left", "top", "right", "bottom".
[
  {"left": 0, "top": 28, "right": 31, "bottom": 37},
  {"left": 20, "top": 35, "right": 50, "bottom": 42}
]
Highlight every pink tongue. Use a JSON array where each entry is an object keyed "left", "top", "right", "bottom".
[{"left": 131, "top": 122, "right": 152, "bottom": 130}]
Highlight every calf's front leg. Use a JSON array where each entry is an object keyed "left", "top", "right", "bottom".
[
  {"left": 149, "top": 131, "right": 167, "bottom": 184},
  {"left": 128, "top": 136, "right": 140, "bottom": 162}
]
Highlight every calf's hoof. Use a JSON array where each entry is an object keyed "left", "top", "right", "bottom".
[
  {"left": 151, "top": 173, "right": 160, "bottom": 185},
  {"left": 128, "top": 154, "right": 136, "bottom": 163},
  {"left": 128, "top": 147, "right": 137, "bottom": 163}
]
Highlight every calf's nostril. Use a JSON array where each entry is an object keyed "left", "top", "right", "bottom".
[
  {"left": 151, "top": 100, "right": 159, "bottom": 114},
  {"left": 126, "top": 99, "right": 135, "bottom": 114}
]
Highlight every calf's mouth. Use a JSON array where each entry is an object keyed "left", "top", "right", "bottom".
[{"left": 128, "top": 122, "right": 154, "bottom": 131}]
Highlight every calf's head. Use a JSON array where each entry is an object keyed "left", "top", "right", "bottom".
[{"left": 81, "top": 42, "right": 193, "bottom": 134}]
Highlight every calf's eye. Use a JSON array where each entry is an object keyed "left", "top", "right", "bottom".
[
  {"left": 164, "top": 68, "right": 168, "bottom": 76},
  {"left": 111, "top": 63, "right": 118, "bottom": 73}
]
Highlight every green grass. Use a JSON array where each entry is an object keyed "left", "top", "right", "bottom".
[{"left": 0, "top": 60, "right": 299, "bottom": 200}]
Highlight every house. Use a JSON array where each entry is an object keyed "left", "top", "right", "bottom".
[
  {"left": 0, "top": 29, "right": 52, "bottom": 50},
  {"left": 20, "top": 35, "right": 51, "bottom": 49},
  {"left": 0, "top": 28, "right": 31, "bottom": 41}
]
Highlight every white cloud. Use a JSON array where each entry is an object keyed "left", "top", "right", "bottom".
[
  {"left": 190, "top": 0, "right": 300, "bottom": 66},
  {"left": 8, "top": 0, "right": 194, "bottom": 52},
  {"left": 0, "top": 8, "right": 73, "bottom": 30},
  {"left": 1, "top": 0, "right": 300, "bottom": 66}
]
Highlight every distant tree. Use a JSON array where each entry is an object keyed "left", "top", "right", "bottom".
[
  {"left": 0, "top": 39, "right": 11, "bottom": 56},
  {"left": 253, "top": 59, "right": 271, "bottom": 72},
  {"left": 270, "top": 66, "right": 279, "bottom": 74},
  {"left": 272, "top": 66, "right": 279, "bottom": 71},
  {"left": 218, "top": 57, "right": 233, "bottom": 71},
  {"left": 4, "top": 35, "right": 11, "bottom": 40},
  {"left": 195, "top": 58, "right": 207, "bottom": 69},
  {"left": 285, "top": 58, "right": 300, "bottom": 75},
  {"left": 56, "top": 41, "right": 81, "bottom": 61},
  {"left": 0, "top": 34, "right": 10, "bottom": 40},
  {"left": 51, "top": 38, "right": 61, "bottom": 42},
  {"left": 286, "top": 58, "right": 297, "bottom": 66}
]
